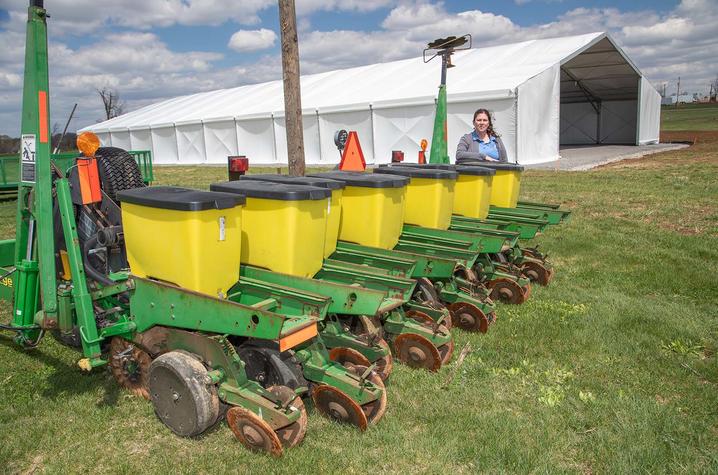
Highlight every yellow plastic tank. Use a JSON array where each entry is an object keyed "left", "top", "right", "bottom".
[
  {"left": 237, "top": 174, "right": 345, "bottom": 258},
  {"left": 382, "top": 163, "right": 497, "bottom": 218},
  {"left": 452, "top": 165, "right": 496, "bottom": 219},
  {"left": 308, "top": 172, "right": 408, "bottom": 249},
  {"left": 117, "top": 186, "right": 245, "bottom": 297},
  {"left": 210, "top": 180, "right": 330, "bottom": 278},
  {"left": 464, "top": 163, "right": 524, "bottom": 208},
  {"left": 373, "top": 167, "right": 457, "bottom": 230}
]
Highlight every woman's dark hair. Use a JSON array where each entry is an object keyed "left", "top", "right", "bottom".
[{"left": 473, "top": 108, "right": 499, "bottom": 137}]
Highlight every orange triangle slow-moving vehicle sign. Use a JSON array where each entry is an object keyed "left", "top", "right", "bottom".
[{"left": 338, "top": 131, "right": 366, "bottom": 171}]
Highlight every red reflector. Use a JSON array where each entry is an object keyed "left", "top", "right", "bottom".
[
  {"left": 391, "top": 150, "right": 404, "bottom": 163},
  {"left": 38, "top": 91, "right": 49, "bottom": 143},
  {"left": 228, "top": 156, "right": 249, "bottom": 172}
]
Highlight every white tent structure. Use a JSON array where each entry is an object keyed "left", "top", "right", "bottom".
[{"left": 82, "top": 32, "right": 661, "bottom": 166}]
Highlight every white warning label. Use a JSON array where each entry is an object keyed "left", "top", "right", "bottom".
[{"left": 21, "top": 134, "right": 36, "bottom": 183}]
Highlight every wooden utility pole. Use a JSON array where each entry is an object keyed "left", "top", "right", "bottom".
[
  {"left": 278, "top": 0, "right": 305, "bottom": 176},
  {"left": 676, "top": 76, "right": 681, "bottom": 109}
]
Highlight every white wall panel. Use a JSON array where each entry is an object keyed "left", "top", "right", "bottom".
[
  {"left": 108, "top": 130, "right": 131, "bottom": 150},
  {"left": 203, "top": 120, "right": 238, "bottom": 164},
  {"left": 236, "top": 118, "right": 276, "bottom": 164},
  {"left": 150, "top": 126, "right": 179, "bottom": 164},
  {"left": 517, "top": 64, "right": 560, "bottom": 164},
  {"left": 638, "top": 77, "right": 660, "bottom": 144},
  {"left": 176, "top": 123, "right": 206, "bottom": 164},
  {"left": 372, "top": 104, "right": 434, "bottom": 165},
  {"left": 273, "top": 114, "right": 321, "bottom": 165},
  {"left": 129, "top": 128, "right": 152, "bottom": 151},
  {"left": 601, "top": 100, "right": 637, "bottom": 144},
  {"left": 96, "top": 132, "right": 111, "bottom": 147},
  {"left": 560, "top": 102, "right": 598, "bottom": 144}
]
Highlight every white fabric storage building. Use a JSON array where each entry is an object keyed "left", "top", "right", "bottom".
[{"left": 82, "top": 32, "right": 661, "bottom": 166}]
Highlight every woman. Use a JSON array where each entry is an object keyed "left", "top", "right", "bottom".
[{"left": 456, "top": 108, "right": 507, "bottom": 163}]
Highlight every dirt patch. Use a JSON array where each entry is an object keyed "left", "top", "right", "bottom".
[
  {"left": 661, "top": 130, "right": 718, "bottom": 144},
  {"left": 599, "top": 130, "right": 718, "bottom": 171}
]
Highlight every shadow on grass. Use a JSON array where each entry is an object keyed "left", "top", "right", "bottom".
[{"left": 0, "top": 334, "right": 122, "bottom": 407}]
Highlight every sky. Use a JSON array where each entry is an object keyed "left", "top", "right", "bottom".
[{"left": 0, "top": 0, "right": 716, "bottom": 136}]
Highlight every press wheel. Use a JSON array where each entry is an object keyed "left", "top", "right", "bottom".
[
  {"left": 109, "top": 337, "right": 151, "bottom": 400},
  {"left": 148, "top": 351, "right": 220, "bottom": 437},
  {"left": 393, "top": 333, "right": 442, "bottom": 372},
  {"left": 521, "top": 261, "right": 552, "bottom": 286},
  {"left": 344, "top": 364, "right": 387, "bottom": 425},
  {"left": 267, "top": 385, "right": 308, "bottom": 449},
  {"left": 522, "top": 281, "right": 532, "bottom": 300},
  {"left": 374, "top": 338, "right": 394, "bottom": 382},
  {"left": 227, "top": 406, "right": 283, "bottom": 456},
  {"left": 329, "top": 347, "right": 372, "bottom": 368},
  {"left": 488, "top": 278, "right": 527, "bottom": 305},
  {"left": 447, "top": 302, "right": 490, "bottom": 333},
  {"left": 439, "top": 339, "right": 454, "bottom": 365},
  {"left": 311, "top": 385, "right": 368, "bottom": 431}
]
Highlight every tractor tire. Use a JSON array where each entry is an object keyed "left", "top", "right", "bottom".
[{"left": 95, "top": 147, "right": 145, "bottom": 202}]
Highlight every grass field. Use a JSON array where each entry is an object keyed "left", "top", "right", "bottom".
[
  {"left": 1, "top": 115, "right": 717, "bottom": 473},
  {"left": 661, "top": 102, "right": 718, "bottom": 131}
]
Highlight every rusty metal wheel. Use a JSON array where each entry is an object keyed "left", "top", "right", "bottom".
[
  {"left": 405, "top": 309, "right": 434, "bottom": 327},
  {"left": 267, "top": 385, "right": 308, "bottom": 449},
  {"left": 488, "top": 278, "right": 527, "bottom": 305},
  {"left": 109, "top": 337, "right": 151, "bottom": 400},
  {"left": 353, "top": 317, "right": 394, "bottom": 381},
  {"left": 406, "top": 309, "right": 452, "bottom": 331},
  {"left": 413, "top": 277, "right": 440, "bottom": 306},
  {"left": 521, "top": 261, "right": 551, "bottom": 286},
  {"left": 522, "top": 281, "right": 532, "bottom": 300},
  {"left": 344, "top": 364, "right": 387, "bottom": 425},
  {"left": 487, "top": 311, "right": 498, "bottom": 324},
  {"left": 393, "top": 333, "right": 442, "bottom": 372},
  {"left": 447, "top": 302, "right": 489, "bottom": 333},
  {"left": 374, "top": 338, "right": 394, "bottom": 382},
  {"left": 227, "top": 406, "right": 283, "bottom": 456},
  {"left": 311, "top": 384, "right": 368, "bottom": 431},
  {"left": 438, "top": 339, "right": 454, "bottom": 365},
  {"left": 328, "top": 347, "right": 372, "bottom": 368}
]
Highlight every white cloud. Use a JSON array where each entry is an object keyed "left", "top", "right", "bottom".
[
  {"left": 295, "top": 0, "right": 396, "bottom": 15},
  {"left": 0, "top": 0, "right": 275, "bottom": 33},
  {"left": 228, "top": 29, "right": 277, "bottom": 52}
]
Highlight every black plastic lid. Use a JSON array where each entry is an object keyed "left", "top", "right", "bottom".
[
  {"left": 383, "top": 163, "right": 495, "bottom": 176},
  {"left": 210, "top": 180, "right": 331, "bottom": 201},
  {"left": 373, "top": 167, "right": 457, "bottom": 180},
  {"left": 459, "top": 161, "right": 525, "bottom": 172},
  {"left": 116, "top": 186, "right": 245, "bottom": 211},
  {"left": 239, "top": 174, "right": 345, "bottom": 190},
  {"left": 308, "top": 171, "right": 409, "bottom": 188}
]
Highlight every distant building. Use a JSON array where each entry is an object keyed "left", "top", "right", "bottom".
[{"left": 662, "top": 93, "right": 698, "bottom": 105}]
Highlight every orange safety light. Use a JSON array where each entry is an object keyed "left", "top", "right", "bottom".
[{"left": 77, "top": 131, "right": 101, "bottom": 157}]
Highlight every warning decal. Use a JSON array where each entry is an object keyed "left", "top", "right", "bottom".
[{"left": 21, "top": 134, "right": 36, "bottom": 183}]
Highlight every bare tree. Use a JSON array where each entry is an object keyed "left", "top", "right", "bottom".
[{"left": 97, "top": 87, "right": 124, "bottom": 120}]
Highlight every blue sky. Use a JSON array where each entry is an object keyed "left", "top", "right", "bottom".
[{"left": 0, "top": 0, "right": 714, "bottom": 135}]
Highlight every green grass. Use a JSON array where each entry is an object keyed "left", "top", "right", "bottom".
[
  {"left": 661, "top": 103, "right": 718, "bottom": 131},
  {"left": 1, "top": 137, "right": 717, "bottom": 472}
]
